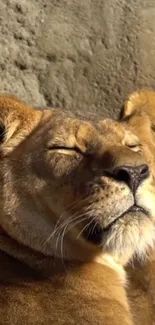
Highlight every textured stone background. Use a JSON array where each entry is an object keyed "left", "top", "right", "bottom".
[{"left": 1, "top": 0, "right": 155, "bottom": 120}]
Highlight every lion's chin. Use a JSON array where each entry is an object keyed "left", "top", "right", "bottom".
[{"left": 83, "top": 211, "right": 155, "bottom": 264}]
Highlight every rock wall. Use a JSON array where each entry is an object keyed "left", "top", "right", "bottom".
[{"left": 1, "top": 0, "right": 155, "bottom": 119}]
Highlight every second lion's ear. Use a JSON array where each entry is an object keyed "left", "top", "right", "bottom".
[
  {"left": 120, "top": 89, "right": 155, "bottom": 147},
  {"left": 122, "top": 89, "right": 155, "bottom": 127}
]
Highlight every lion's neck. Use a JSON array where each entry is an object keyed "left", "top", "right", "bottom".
[
  {"left": 0, "top": 225, "right": 101, "bottom": 279},
  {"left": 0, "top": 232, "right": 70, "bottom": 277}
]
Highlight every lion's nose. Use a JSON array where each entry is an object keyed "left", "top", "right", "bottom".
[{"left": 113, "top": 164, "right": 149, "bottom": 193}]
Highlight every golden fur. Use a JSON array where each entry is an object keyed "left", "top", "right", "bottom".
[
  {"left": 121, "top": 89, "right": 155, "bottom": 325},
  {"left": 0, "top": 95, "right": 155, "bottom": 324}
]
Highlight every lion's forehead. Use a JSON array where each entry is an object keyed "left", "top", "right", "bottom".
[
  {"left": 43, "top": 114, "right": 124, "bottom": 141},
  {"left": 41, "top": 112, "right": 101, "bottom": 148},
  {"left": 97, "top": 119, "right": 126, "bottom": 143},
  {"left": 35, "top": 115, "right": 142, "bottom": 160}
]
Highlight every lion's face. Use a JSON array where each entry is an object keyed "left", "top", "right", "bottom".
[{"left": 0, "top": 96, "right": 155, "bottom": 265}]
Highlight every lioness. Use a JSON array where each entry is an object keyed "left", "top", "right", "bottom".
[
  {"left": 0, "top": 96, "right": 154, "bottom": 325},
  {"left": 121, "top": 89, "right": 155, "bottom": 325}
]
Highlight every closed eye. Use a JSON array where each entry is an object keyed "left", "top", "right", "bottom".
[
  {"left": 127, "top": 144, "right": 138, "bottom": 148},
  {"left": 126, "top": 143, "right": 142, "bottom": 152},
  {"left": 47, "top": 145, "right": 83, "bottom": 155}
]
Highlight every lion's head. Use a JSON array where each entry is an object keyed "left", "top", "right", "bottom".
[{"left": 0, "top": 95, "right": 155, "bottom": 266}]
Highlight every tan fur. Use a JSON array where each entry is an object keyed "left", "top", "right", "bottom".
[
  {"left": 122, "top": 89, "right": 155, "bottom": 325},
  {"left": 0, "top": 95, "right": 155, "bottom": 324}
]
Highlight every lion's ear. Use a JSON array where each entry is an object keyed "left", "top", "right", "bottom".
[
  {"left": 0, "top": 122, "right": 5, "bottom": 143},
  {"left": 0, "top": 95, "right": 40, "bottom": 154},
  {"left": 121, "top": 89, "right": 155, "bottom": 127}
]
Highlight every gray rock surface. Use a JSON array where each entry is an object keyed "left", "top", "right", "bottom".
[{"left": 0, "top": 0, "right": 155, "bottom": 120}]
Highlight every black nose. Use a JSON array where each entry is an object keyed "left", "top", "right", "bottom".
[{"left": 113, "top": 164, "right": 149, "bottom": 193}]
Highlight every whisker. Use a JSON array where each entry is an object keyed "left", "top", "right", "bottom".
[
  {"left": 54, "top": 212, "right": 85, "bottom": 237},
  {"left": 43, "top": 197, "right": 90, "bottom": 245},
  {"left": 60, "top": 223, "right": 68, "bottom": 271},
  {"left": 77, "top": 216, "right": 97, "bottom": 239},
  {"left": 90, "top": 220, "right": 99, "bottom": 235},
  {"left": 52, "top": 214, "right": 90, "bottom": 253},
  {"left": 55, "top": 215, "right": 90, "bottom": 264}
]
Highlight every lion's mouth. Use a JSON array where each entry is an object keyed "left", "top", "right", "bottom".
[
  {"left": 83, "top": 205, "right": 148, "bottom": 245},
  {"left": 104, "top": 205, "right": 148, "bottom": 231}
]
